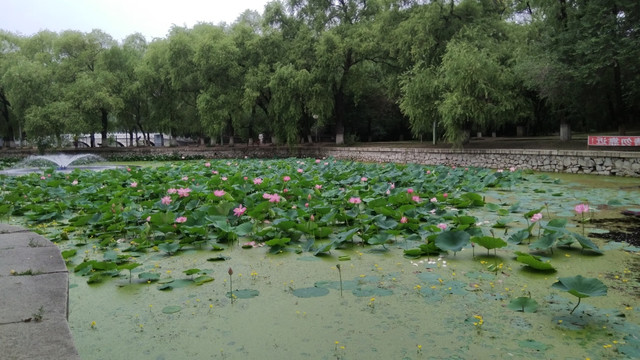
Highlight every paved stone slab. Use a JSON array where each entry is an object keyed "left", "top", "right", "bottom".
[
  {"left": 0, "top": 320, "right": 80, "bottom": 360},
  {"left": 0, "top": 224, "right": 79, "bottom": 358},
  {"left": 0, "top": 246, "right": 67, "bottom": 275},
  {"left": 0, "top": 231, "right": 55, "bottom": 250},
  {"left": 0, "top": 272, "right": 69, "bottom": 323},
  {"left": 0, "top": 223, "right": 28, "bottom": 234}
]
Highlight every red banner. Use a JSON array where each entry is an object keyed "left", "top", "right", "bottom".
[{"left": 588, "top": 136, "right": 640, "bottom": 146}]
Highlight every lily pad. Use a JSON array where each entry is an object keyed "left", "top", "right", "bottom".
[
  {"left": 138, "top": 272, "right": 160, "bottom": 281},
  {"left": 228, "top": 289, "right": 259, "bottom": 299},
  {"left": 315, "top": 280, "right": 358, "bottom": 290},
  {"left": 292, "top": 287, "right": 330, "bottom": 298},
  {"left": 162, "top": 305, "right": 182, "bottom": 314},
  {"left": 352, "top": 287, "right": 393, "bottom": 297},
  {"left": 508, "top": 297, "right": 539, "bottom": 313},
  {"left": 518, "top": 339, "right": 549, "bottom": 351}
]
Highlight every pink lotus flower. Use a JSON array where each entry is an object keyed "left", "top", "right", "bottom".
[
  {"left": 268, "top": 194, "right": 281, "bottom": 203},
  {"left": 127, "top": 168, "right": 131, "bottom": 172},
  {"left": 390, "top": 183, "right": 395, "bottom": 189},
  {"left": 574, "top": 204, "right": 589, "bottom": 214},
  {"left": 430, "top": 197, "right": 437, "bottom": 203},
  {"left": 348, "top": 197, "right": 362, "bottom": 204},
  {"left": 305, "top": 203, "right": 309, "bottom": 208},
  {"left": 386, "top": 190, "right": 390, "bottom": 195},
  {"left": 175, "top": 216, "right": 187, "bottom": 223},
  {"left": 72, "top": 180, "right": 78, "bottom": 185},
  {"left": 412, "top": 195, "right": 420, "bottom": 203},
  {"left": 426, "top": 170, "right": 431, "bottom": 174},
  {"left": 221, "top": 177, "right": 227, "bottom": 181},
  {"left": 262, "top": 193, "right": 271, "bottom": 199},
  {"left": 531, "top": 213, "right": 543, "bottom": 222},
  {"left": 310, "top": 214, "right": 315, "bottom": 221},
  {"left": 214, "top": 190, "right": 225, "bottom": 197},
  {"left": 400, "top": 216, "right": 408, "bottom": 224},
  {"left": 497, "top": 169, "right": 504, "bottom": 173},
  {"left": 161, "top": 196, "right": 172, "bottom": 205},
  {"left": 307, "top": 194, "right": 312, "bottom": 200},
  {"left": 407, "top": 188, "right": 414, "bottom": 194},
  {"left": 131, "top": 182, "right": 138, "bottom": 188},
  {"left": 361, "top": 177, "right": 368, "bottom": 182},
  {"left": 182, "top": 176, "right": 189, "bottom": 181},
  {"left": 167, "top": 188, "right": 177, "bottom": 194},
  {"left": 233, "top": 205, "right": 247, "bottom": 217},
  {"left": 315, "top": 159, "right": 321, "bottom": 163},
  {"left": 443, "top": 193, "right": 448, "bottom": 198},
  {"left": 509, "top": 167, "right": 516, "bottom": 172},
  {"left": 244, "top": 176, "right": 248, "bottom": 180},
  {"left": 283, "top": 176, "right": 291, "bottom": 182},
  {"left": 212, "top": 170, "right": 219, "bottom": 175},
  {"left": 297, "top": 168, "right": 303, "bottom": 173},
  {"left": 324, "top": 162, "right": 329, "bottom": 166},
  {"left": 437, "top": 223, "right": 447, "bottom": 230},
  {"left": 283, "top": 188, "right": 288, "bottom": 193},
  {"left": 315, "top": 184, "right": 322, "bottom": 190},
  {"left": 204, "top": 162, "right": 211, "bottom": 167},
  {"left": 253, "top": 178, "right": 263, "bottom": 185},
  {"left": 146, "top": 216, "right": 151, "bottom": 222},
  {"left": 177, "top": 188, "right": 192, "bottom": 197},
  {"left": 40, "top": 176, "right": 45, "bottom": 180}
]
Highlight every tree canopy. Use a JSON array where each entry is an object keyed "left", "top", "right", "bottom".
[{"left": 1, "top": 0, "right": 638, "bottom": 148}]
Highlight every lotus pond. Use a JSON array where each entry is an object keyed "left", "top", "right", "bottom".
[{"left": 1, "top": 158, "right": 639, "bottom": 359}]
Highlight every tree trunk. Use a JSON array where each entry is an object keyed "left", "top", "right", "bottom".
[
  {"left": 0, "top": 91, "right": 10, "bottom": 149},
  {"left": 100, "top": 109, "right": 109, "bottom": 146},
  {"left": 90, "top": 133, "right": 96, "bottom": 148}
]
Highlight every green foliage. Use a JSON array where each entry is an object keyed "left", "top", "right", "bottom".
[{"left": 514, "top": 251, "right": 555, "bottom": 272}]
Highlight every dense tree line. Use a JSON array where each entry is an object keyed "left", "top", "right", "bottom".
[{"left": 1, "top": 0, "right": 638, "bottom": 149}]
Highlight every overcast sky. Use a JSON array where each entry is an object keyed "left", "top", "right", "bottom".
[{"left": 1, "top": 0, "right": 271, "bottom": 42}]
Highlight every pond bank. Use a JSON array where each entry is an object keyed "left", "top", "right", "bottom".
[
  {"left": 3, "top": 143, "right": 640, "bottom": 176},
  {"left": 0, "top": 224, "right": 80, "bottom": 360}
]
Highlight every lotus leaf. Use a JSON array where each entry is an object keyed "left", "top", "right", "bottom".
[
  {"left": 352, "top": 287, "right": 393, "bottom": 297},
  {"left": 193, "top": 275, "right": 214, "bottom": 285},
  {"left": 292, "top": 287, "right": 330, "bottom": 298},
  {"left": 138, "top": 272, "right": 160, "bottom": 281},
  {"left": 570, "top": 232, "right": 603, "bottom": 254},
  {"left": 162, "top": 305, "right": 182, "bottom": 314},
  {"left": 228, "top": 289, "right": 259, "bottom": 299},
  {"left": 471, "top": 236, "right": 507, "bottom": 251},
  {"left": 435, "top": 231, "right": 470, "bottom": 253},
  {"left": 551, "top": 275, "right": 607, "bottom": 299},
  {"left": 529, "top": 232, "right": 560, "bottom": 252},
  {"left": 508, "top": 229, "right": 530, "bottom": 244},
  {"left": 508, "top": 297, "right": 539, "bottom": 313},
  {"left": 551, "top": 275, "right": 608, "bottom": 313},
  {"left": 515, "top": 251, "right": 555, "bottom": 271}
]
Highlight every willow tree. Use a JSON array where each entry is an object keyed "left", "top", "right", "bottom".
[
  {"left": 517, "top": 0, "right": 640, "bottom": 137},
  {"left": 267, "top": 0, "right": 384, "bottom": 144}
]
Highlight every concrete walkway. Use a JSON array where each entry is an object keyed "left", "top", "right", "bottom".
[{"left": 0, "top": 224, "right": 80, "bottom": 360}]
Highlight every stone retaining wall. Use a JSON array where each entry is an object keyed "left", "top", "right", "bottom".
[
  {"left": 118, "top": 146, "right": 640, "bottom": 177},
  {"left": 2, "top": 146, "right": 640, "bottom": 176}
]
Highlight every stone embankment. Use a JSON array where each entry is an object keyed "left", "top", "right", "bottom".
[
  {"left": 118, "top": 146, "right": 640, "bottom": 177},
  {"left": 0, "top": 224, "right": 80, "bottom": 360},
  {"left": 2, "top": 144, "right": 640, "bottom": 176}
]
